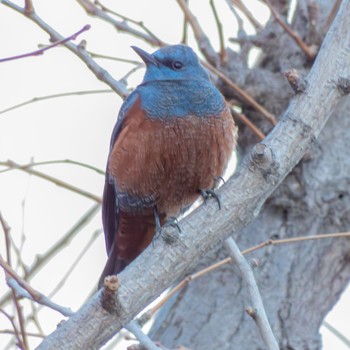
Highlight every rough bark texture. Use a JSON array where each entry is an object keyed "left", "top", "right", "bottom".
[{"left": 149, "top": 1, "right": 350, "bottom": 349}]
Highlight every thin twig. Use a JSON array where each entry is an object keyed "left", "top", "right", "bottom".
[
  {"left": 0, "top": 159, "right": 104, "bottom": 175},
  {"left": 0, "top": 310, "right": 26, "bottom": 349},
  {"left": 0, "top": 254, "right": 73, "bottom": 316},
  {"left": 323, "top": 320, "right": 350, "bottom": 348},
  {"left": 0, "top": 212, "right": 12, "bottom": 264},
  {"left": 88, "top": 51, "right": 141, "bottom": 65},
  {"left": 47, "top": 229, "right": 101, "bottom": 299},
  {"left": 225, "top": 0, "right": 245, "bottom": 33},
  {"left": 3, "top": 160, "right": 101, "bottom": 203},
  {"left": 0, "top": 25, "right": 90, "bottom": 63},
  {"left": 264, "top": 0, "right": 317, "bottom": 60},
  {"left": 0, "top": 89, "right": 112, "bottom": 115},
  {"left": 2, "top": 259, "right": 74, "bottom": 317},
  {"left": 0, "top": 329, "right": 44, "bottom": 339},
  {"left": 11, "top": 287, "right": 28, "bottom": 349},
  {"left": 0, "top": 213, "right": 29, "bottom": 349},
  {"left": 231, "top": 0, "right": 263, "bottom": 30},
  {"left": 94, "top": 0, "right": 165, "bottom": 47},
  {"left": 230, "top": 107, "right": 265, "bottom": 140},
  {"left": 224, "top": 237, "right": 279, "bottom": 350},
  {"left": 325, "top": 0, "right": 342, "bottom": 29},
  {"left": 181, "top": 0, "right": 189, "bottom": 44},
  {"left": 210, "top": 0, "right": 227, "bottom": 63}
]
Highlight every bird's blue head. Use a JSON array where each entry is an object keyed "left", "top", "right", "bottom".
[{"left": 132, "top": 45, "right": 210, "bottom": 82}]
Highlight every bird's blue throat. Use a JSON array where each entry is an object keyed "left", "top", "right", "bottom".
[{"left": 137, "top": 79, "right": 225, "bottom": 119}]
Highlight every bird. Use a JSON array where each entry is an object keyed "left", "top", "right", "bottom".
[{"left": 98, "top": 44, "right": 237, "bottom": 288}]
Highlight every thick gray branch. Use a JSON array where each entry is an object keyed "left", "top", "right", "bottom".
[{"left": 37, "top": 1, "right": 350, "bottom": 348}]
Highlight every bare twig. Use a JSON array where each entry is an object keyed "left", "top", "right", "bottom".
[
  {"left": 225, "top": 0, "right": 245, "bottom": 33},
  {"left": 176, "top": 0, "right": 218, "bottom": 65},
  {"left": 87, "top": 51, "right": 141, "bottom": 65},
  {"left": 210, "top": 0, "right": 227, "bottom": 63},
  {"left": 0, "top": 25, "right": 90, "bottom": 63},
  {"left": 231, "top": 0, "right": 263, "bottom": 30},
  {"left": 224, "top": 237, "right": 279, "bottom": 350},
  {"left": 230, "top": 107, "right": 266, "bottom": 140},
  {"left": 1, "top": 255, "right": 72, "bottom": 316},
  {"left": 0, "top": 159, "right": 104, "bottom": 175},
  {"left": 264, "top": 0, "right": 317, "bottom": 60},
  {"left": 0, "top": 213, "right": 29, "bottom": 349},
  {"left": 204, "top": 61, "right": 277, "bottom": 125},
  {"left": 11, "top": 283, "right": 28, "bottom": 349},
  {"left": 0, "top": 329, "right": 44, "bottom": 339},
  {"left": 0, "top": 310, "right": 26, "bottom": 349},
  {"left": 325, "top": 0, "right": 342, "bottom": 29},
  {"left": 94, "top": 0, "right": 165, "bottom": 47},
  {"left": 0, "top": 89, "right": 112, "bottom": 115},
  {"left": 0, "top": 212, "right": 12, "bottom": 264},
  {"left": 47, "top": 229, "right": 101, "bottom": 299},
  {"left": 2, "top": 160, "right": 101, "bottom": 203},
  {"left": 323, "top": 320, "right": 350, "bottom": 348},
  {"left": 1, "top": 257, "right": 74, "bottom": 317},
  {"left": 181, "top": 0, "right": 189, "bottom": 44}
]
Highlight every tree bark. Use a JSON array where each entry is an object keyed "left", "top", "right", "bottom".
[{"left": 149, "top": 1, "right": 350, "bottom": 349}]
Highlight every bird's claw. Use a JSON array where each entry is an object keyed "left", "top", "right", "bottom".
[{"left": 200, "top": 188, "right": 221, "bottom": 210}]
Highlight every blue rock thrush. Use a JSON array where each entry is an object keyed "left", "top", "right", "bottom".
[{"left": 98, "top": 45, "right": 237, "bottom": 287}]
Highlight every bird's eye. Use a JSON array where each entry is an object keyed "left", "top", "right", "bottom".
[{"left": 172, "top": 61, "right": 183, "bottom": 70}]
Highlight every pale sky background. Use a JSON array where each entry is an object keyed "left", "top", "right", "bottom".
[{"left": 0, "top": 0, "right": 349, "bottom": 349}]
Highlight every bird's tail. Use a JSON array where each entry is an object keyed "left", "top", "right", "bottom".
[{"left": 98, "top": 210, "right": 165, "bottom": 289}]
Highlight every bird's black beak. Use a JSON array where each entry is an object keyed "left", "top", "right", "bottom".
[{"left": 131, "top": 46, "right": 159, "bottom": 67}]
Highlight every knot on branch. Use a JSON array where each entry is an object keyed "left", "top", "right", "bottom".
[
  {"left": 100, "top": 275, "right": 122, "bottom": 314},
  {"left": 284, "top": 69, "right": 307, "bottom": 93},
  {"left": 250, "top": 143, "right": 273, "bottom": 171},
  {"left": 245, "top": 306, "right": 257, "bottom": 320},
  {"left": 337, "top": 77, "right": 350, "bottom": 96}
]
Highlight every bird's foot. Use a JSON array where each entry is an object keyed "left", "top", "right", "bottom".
[
  {"left": 160, "top": 217, "right": 181, "bottom": 244},
  {"left": 164, "top": 216, "right": 181, "bottom": 232},
  {"left": 154, "top": 207, "right": 181, "bottom": 242},
  {"left": 199, "top": 188, "right": 221, "bottom": 210},
  {"left": 213, "top": 176, "right": 225, "bottom": 187}
]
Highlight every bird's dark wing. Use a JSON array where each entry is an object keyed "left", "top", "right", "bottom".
[{"left": 102, "top": 92, "right": 139, "bottom": 254}]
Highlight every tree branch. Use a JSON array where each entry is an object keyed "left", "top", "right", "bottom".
[
  {"left": 224, "top": 237, "right": 279, "bottom": 350},
  {"left": 36, "top": 1, "right": 350, "bottom": 348}
]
